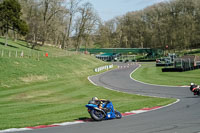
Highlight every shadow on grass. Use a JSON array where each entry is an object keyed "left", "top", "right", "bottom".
[
  {"left": 0, "top": 42, "right": 18, "bottom": 49},
  {"left": 16, "top": 42, "right": 30, "bottom": 49},
  {"left": 16, "top": 42, "right": 42, "bottom": 51}
]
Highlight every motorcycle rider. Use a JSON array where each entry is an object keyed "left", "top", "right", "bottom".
[
  {"left": 190, "top": 83, "right": 197, "bottom": 92},
  {"left": 92, "top": 97, "right": 111, "bottom": 112},
  {"left": 194, "top": 85, "right": 200, "bottom": 95},
  {"left": 190, "top": 83, "right": 200, "bottom": 95}
]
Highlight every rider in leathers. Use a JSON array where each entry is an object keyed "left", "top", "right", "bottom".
[{"left": 92, "top": 97, "right": 111, "bottom": 112}]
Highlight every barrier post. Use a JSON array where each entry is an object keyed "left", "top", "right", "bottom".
[
  {"left": 16, "top": 51, "right": 18, "bottom": 58},
  {"left": 9, "top": 51, "right": 11, "bottom": 58},
  {"left": 1, "top": 49, "right": 3, "bottom": 57},
  {"left": 21, "top": 51, "right": 24, "bottom": 57},
  {"left": 45, "top": 53, "right": 48, "bottom": 57},
  {"left": 37, "top": 51, "right": 40, "bottom": 61}
]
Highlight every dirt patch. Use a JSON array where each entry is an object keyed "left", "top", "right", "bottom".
[
  {"left": 20, "top": 75, "right": 48, "bottom": 83},
  {"left": 9, "top": 90, "right": 55, "bottom": 101}
]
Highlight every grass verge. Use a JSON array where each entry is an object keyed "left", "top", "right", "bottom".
[
  {"left": 0, "top": 38, "right": 175, "bottom": 130},
  {"left": 0, "top": 57, "right": 175, "bottom": 130},
  {"left": 132, "top": 63, "right": 200, "bottom": 86}
]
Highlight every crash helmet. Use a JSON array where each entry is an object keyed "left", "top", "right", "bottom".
[
  {"left": 92, "top": 97, "right": 98, "bottom": 101},
  {"left": 191, "top": 83, "right": 194, "bottom": 86}
]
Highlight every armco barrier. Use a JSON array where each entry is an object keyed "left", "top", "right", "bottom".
[{"left": 94, "top": 64, "right": 113, "bottom": 72}]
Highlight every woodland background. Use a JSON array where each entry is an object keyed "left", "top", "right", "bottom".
[{"left": 0, "top": 0, "right": 200, "bottom": 51}]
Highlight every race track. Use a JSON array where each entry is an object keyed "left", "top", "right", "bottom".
[{"left": 19, "top": 63, "right": 200, "bottom": 133}]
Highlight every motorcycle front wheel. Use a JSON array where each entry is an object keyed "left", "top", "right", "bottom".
[
  {"left": 115, "top": 110, "right": 122, "bottom": 119},
  {"left": 90, "top": 109, "right": 104, "bottom": 121}
]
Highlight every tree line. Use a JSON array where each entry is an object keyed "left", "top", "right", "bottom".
[
  {"left": 97, "top": 0, "right": 200, "bottom": 50},
  {"left": 0, "top": 0, "right": 200, "bottom": 51},
  {"left": 0, "top": 0, "right": 99, "bottom": 50}
]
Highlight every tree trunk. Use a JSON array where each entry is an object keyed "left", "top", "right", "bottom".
[
  {"left": 61, "top": 33, "right": 66, "bottom": 49},
  {"left": 5, "top": 29, "right": 8, "bottom": 46}
]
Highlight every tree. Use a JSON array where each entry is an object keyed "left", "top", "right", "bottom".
[
  {"left": 61, "top": 0, "right": 82, "bottom": 49},
  {"left": 96, "top": 0, "right": 200, "bottom": 50},
  {"left": 97, "top": 18, "right": 119, "bottom": 48},
  {"left": 20, "top": 0, "right": 42, "bottom": 49},
  {"left": 40, "top": 0, "right": 66, "bottom": 46},
  {"left": 0, "top": 0, "right": 28, "bottom": 45},
  {"left": 74, "top": 2, "right": 99, "bottom": 50},
  {"left": 19, "top": 0, "right": 68, "bottom": 49}
]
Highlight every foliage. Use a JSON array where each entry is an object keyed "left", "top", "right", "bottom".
[
  {"left": 0, "top": 0, "right": 28, "bottom": 37},
  {"left": 18, "top": 0, "right": 99, "bottom": 49},
  {"left": 97, "top": 0, "right": 200, "bottom": 50},
  {"left": 2, "top": 0, "right": 200, "bottom": 50}
]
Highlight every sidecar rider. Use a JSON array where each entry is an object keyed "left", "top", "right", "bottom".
[{"left": 91, "top": 97, "right": 111, "bottom": 112}]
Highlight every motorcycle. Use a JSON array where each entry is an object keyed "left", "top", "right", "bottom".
[
  {"left": 192, "top": 87, "right": 200, "bottom": 96},
  {"left": 190, "top": 84, "right": 200, "bottom": 96},
  {"left": 85, "top": 100, "right": 122, "bottom": 121}
]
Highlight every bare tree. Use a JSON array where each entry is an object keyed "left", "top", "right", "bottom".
[
  {"left": 19, "top": 0, "right": 67, "bottom": 49},
  {"left": 96, "top": 0, "right": 200, "bottom": 50},
  {"left": 40, "top": 0, "right": 66, "bottom": 46},
  {"left": 61, "top": 0, "right": 82, "bottom": 49},
  {"left": 74, "top": 2, "right": 99, "bottom": 50}
]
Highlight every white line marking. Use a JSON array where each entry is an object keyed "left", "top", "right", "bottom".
[
  {"left": 88, "top": 64, "right": 180, "bottom": 116},
  {"left": 130, "top": 64, "right": 188, "bottom": 88},
  {"left": 88, "top": 76, "right": 98, "bottom": 86},
  {"left": 0, "top": 128, "right": 31, "bottom": 133},
  {"left": 53, "top": 121, "right": 84, "bottom": 126},
  {"left": 122, "top": 99, "right": 180, "bottom": 117},
  {"left": 129, "top": 110, "right": 147, "bottom": 114},
  {"left": 0, "top": 64, "right": 181, "bottom": 133}
]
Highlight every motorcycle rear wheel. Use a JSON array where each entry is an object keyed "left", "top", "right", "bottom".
[{"left": 90, "top": 109, "right": 104, "bottom": 121}]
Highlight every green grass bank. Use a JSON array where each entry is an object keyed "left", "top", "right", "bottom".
[
  {"left": 0, "top": 38, "right": 175, "bottom": 130},
  {"left": 132, "top": 63, "right": 200, "bottom": 86}
]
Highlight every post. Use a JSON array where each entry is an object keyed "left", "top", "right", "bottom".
[
  {"left": 45, "top": 52, "right": 48, "bottom": 57},
  {"left": 37, "top": 51, "right": 39, "bottom": 61},
  {"left": 16, "top": 51, "right": 18, "bottom": 58},
  {"left": 181, "top": 59, "right": 183, "bottom": 69},
  {"left": 9, "top": 51, "right": 11, "bottom": 58},
  {"left": 29, "top": 49, "right": 32, "bottom": 58},
  {"left": 1, "top": 49, "right": 3, "bottom": 57},
  {"left": 21, "top": 51, "right": 24, "bottom": 57},
  {"left": 188, "top": 58, "right": 191, "bottom": 69}
]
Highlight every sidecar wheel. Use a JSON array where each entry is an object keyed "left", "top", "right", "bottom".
[
  {"left": 90, "top": 110, "right": 104, "bottom": 121},
  {"left": 115, "top": 110, "right": 122, "bottom": 119}
]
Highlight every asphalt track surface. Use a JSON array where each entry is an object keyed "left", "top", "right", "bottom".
[{"left": 19, "top": 63, "right": 200, "bottom": 133}]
